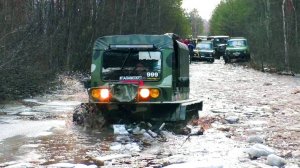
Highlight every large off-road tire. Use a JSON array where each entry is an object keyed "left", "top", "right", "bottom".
[{"left": 73, "top": 103, "right": 106, "bottom": 129}]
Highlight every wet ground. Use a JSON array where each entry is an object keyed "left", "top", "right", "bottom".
[{"left": 0, "top": 59, "right": 299, "bottom": 167}]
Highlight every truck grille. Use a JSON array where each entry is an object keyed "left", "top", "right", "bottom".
[{"left": 111, "top": 84, "right": 138, "bottom": 102}]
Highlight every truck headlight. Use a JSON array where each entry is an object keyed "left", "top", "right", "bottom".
[
  {"left": 139, "top": 88, "right": 160, "bottom": 100},
  {"left": 100, "top": 89, "right": 110, "bottom": 99},
  {"left": 150, "top": 88, "right": 160, "bottom": 98},
  {"left": 91, "top": 88, "right": 110, "bottom": 101},
  {"left": 140, "top": 89, "right": 150, "bottom": 99},
  {"left": 91, "top": 89, "right": 100, "bottom": 99}
]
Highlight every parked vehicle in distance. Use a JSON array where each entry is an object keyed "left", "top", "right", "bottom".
[
  {"left": 197, "top": 35, "right": 208, "bottom": 41},
  {"left": 208, "top": 35, "right": 229, "bottom": 59},
  {"left": 192, "top": 40, "right": 215, "bottom": 63},
  {"left": 224, "top": 37, "right": 250, "bottom": 63}
]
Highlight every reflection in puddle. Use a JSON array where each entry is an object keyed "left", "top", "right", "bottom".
[
  {"left": 0, "top": 135, "right": 29, "bottom": 163},
  {"left": 0, "top": 124, "right": 115, "bottom": 166},
  {"left": 37, "top": 126, "right": 114, "bottom": 165}
]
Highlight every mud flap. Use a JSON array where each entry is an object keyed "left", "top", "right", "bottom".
[
  {"left": 169, "top": 105, "right": 186, "bottom": 121},
  {"left": 169, "top": 100, "right": 203, "bottom": 121}
]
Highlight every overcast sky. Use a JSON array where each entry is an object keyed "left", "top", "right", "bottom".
[{"left": 181, "top": 0, "right": 222, "bottom": 20}]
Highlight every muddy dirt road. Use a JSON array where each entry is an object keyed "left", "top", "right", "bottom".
[{"left": 0, "top": 60, "right": 299, "bottom": 167}]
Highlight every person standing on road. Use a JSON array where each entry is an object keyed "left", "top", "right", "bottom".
[{"left": 188, "top": 41, "right": 195, "bottom": 63}]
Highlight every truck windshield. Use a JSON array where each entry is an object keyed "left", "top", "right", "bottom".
[
  {"left": 102, "top": 50, "right": 162, "bottom": 81},
  {"left": 227, "top": 40, "right": 246, "bottom": 47},
  {"left": 196, "top": 43, "right": 212, "bottom": 50},
  {"left": 213, "top": 38, "right": 228, "bottom": 47}
]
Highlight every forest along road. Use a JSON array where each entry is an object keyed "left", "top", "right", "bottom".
[{"left": 0, "top": 59, "right": 299, "bottom": 168}]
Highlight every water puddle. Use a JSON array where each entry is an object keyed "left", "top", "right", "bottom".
[{"left": 0, "top": 135, "right": 29, "bottom": 163}]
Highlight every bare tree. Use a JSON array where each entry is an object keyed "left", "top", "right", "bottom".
[
  {"left": 290, "top": 0, "right": 298, "bottom": 61},
  {"left": 119, "top": 0, "right": 126, "bottom": 34},
  {"left": 282, "top": 0, "right": 290, "bottom": 72},
  {"left": 134, "top": 0, "right": 140, "bottom": 33}
]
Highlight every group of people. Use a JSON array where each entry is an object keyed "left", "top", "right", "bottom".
[{"left": 181, "top": 38, "right": 197, "bottom": 58}]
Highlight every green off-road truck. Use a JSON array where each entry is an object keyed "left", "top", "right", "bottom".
[
  {"left": 73, "top": 34, "right": 203, "bottom": 127},
  {"left": 208, "top": 35, "right": 229, "bottom": 59},
  {"left": 224, "top": 37, "right": 250, "bottom": 63},
  {"left": 192, "top": 40, "right": 215, "bottom": 63}
]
